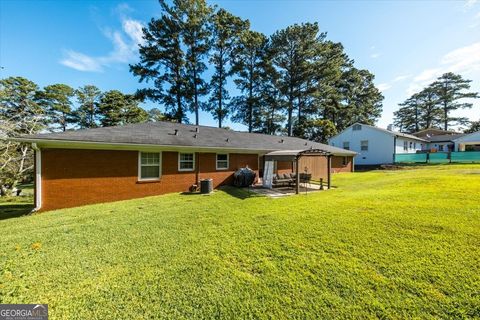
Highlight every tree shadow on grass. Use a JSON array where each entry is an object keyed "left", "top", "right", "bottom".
[
  {"left": 218, "top": 186, "right": 264, "bottom": 200},
  {"left": 0, "top": 203, "right": 35, "bottom": 221}
]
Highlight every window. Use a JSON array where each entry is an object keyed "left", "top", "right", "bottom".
[
  {"left": 439, "top": 144, "right": 444, "bottom": 151},
  {"left": 178, "top": 153, "right": 195, "bottom": 171},
  {"left": 409, "top": 141, "right": 413, "bottom": 149},
  {"left": 342, "top": 157, "right": 348, "bottom": 166},
  {"left": 139, "top": 152, "right": 161, "bottom": 180},
  {"left": 360, "top": 140, "right": 368, "bottom": 151},
  {"left": 352, "top": 124, "right": 362, "bottom": 131},
  {"left": 216, "top": 154, "right": 229, "bottom": 170},
  {"left": 343, "top": 141, "right": 350, "bottom": 150},
  {"left": 403, "top": 141, "right": 408, "bottom": 151}
]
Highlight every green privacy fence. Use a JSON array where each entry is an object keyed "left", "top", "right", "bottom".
[
  {"left": 395, "top": 151, "right": 480, "bottom": 164},
  {"left": 394, "top": 153, "right": 427, "bottom": 163},
  {"left": 451, "top": 151, "right": 480, "bottom": 162},
  {"left": 429, "top": 152, "right": 449, "bottom": 163}
]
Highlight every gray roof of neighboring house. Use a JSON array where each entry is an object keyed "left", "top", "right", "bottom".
[
  {"left": 427, "top": 133, "right": 466, "bottom": 142},
  {"left": 332, "top": 123, "right": 429, "bottom": 142},
  {"left": 17, "top": 121, "right": 356, "bottom": 156}
]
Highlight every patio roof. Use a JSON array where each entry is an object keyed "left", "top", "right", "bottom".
[{"left": 264, "top": 148, "right": 331, "bottom": 161}]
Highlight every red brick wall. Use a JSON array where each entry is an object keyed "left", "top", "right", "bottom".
[{"left": 40, "top": 149, "right": 259, "bottom": 211}]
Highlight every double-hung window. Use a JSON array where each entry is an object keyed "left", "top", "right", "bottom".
[
  {"left": 403, "top": 141, "right": 408, "bottom": 151},
  {"left": 360, "top": 140, "right": 369, "bottom": 151},
  {"left": 343, "top": 141, "right": 350, "bottom": 150},
  {"left": 139, "top": 152, "right": 161, "bottom": 181},
  {"left": 216, "top": 154, "right": 229, "bottom": 170},
  {"left": 178, "top": 153, "right": 195, "bottom": 171}
]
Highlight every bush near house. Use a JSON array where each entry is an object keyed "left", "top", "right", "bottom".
[{"left": 0, "top": 165, "right": 479, "bottom": 319}]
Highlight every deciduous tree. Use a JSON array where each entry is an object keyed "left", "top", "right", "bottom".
[{"left": 0, "top": 77, "right": 45, "bottom": 195}]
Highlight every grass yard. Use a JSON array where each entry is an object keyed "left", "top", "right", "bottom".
[
  {"left": 0, "top": 184, "right": 34, "bottom": 220},
  {"left": 0, "top": 165, "right": 479, "bottom": 319}
]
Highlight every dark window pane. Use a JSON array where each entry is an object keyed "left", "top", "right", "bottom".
[
  {"left": 217, "top": 154, "right": 228, "bottom": 161},
  {"left": 141, "top": 166, "right": 160, "bottom": 179}
]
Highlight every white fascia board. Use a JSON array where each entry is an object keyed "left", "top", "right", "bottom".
[{"left": 11, "top": 137, "right": 274, "bottom": 155}]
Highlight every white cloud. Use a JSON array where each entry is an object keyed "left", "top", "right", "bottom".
[
  {"left": 407, "top": 41, "right": 480, "bottom": 95},
  {"left": 370, "top": 53, "right": 381, "bottom": 59},
  {"left": 60, "top": 50, "right": 103, "bottom": 72},
  {"left": 123, "top": 19, "right": 145, "bottom": 46},
  {"left": 413, "top": 68, "right": 442, "bottom": 83},
  {"left": 377, "top": 83, "right": 391, "bottom": 92},
  {"left": 469, "top": 11, "right": 480, "bottom": 28},
  {"left": 60, "top": 8, "right": 144, "bottom": 72},
  {"left": 392, "top": 74, "right": 410, "bottom": 82},
  {"left": 465, "top": 0, "right": 478, "bottom": 8}
]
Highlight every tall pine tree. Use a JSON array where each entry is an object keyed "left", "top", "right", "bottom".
[
  {"left": 430, "top": 72, "right": 479, "bottom": 130},
  {"left": 74, "top": 85, "right": 101, "bottom": 129},
  {"left": 231, "top": 30, "right": 268, "bottom": 133},
  {"left": 175, "top": 0, "right": 213, "bottom": 125},
  {"left": 270, "top": 23, "right": 321, "bottom": 136},
  {"left": 207, "top": 9, "right": 248, "bottom": 128},
  {"left": 36, "top": 83, "right": 75, "bottom": 132},
  {"left": 131, "top": 3, "right": 189, "bottom": 123},
  {"left": 97, "top": 90, "right": 148, "bottom": 127}
]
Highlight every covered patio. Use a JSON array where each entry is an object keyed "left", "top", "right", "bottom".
[{"left": 262, "top": 148, "right": 332, "bottom": 194}]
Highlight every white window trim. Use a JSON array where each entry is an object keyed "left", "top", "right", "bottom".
[
  {"left": 216, "top": 153, "right": 229, "bottom": 170},
  {"left": 138, "top": 152, "right": 162, "bottom": 181},
  {"left": 360, "top": 140, "right": 369, "bottom": 151},
  {"left": 178, "top": 152, "right": 195, "bottom": 172}
]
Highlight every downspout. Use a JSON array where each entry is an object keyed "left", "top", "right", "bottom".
[
  {"left": 393, "top": 136, "right": 397, "bottom": 164},
  {"left": 327, "top": 155, "right": 332, "bottom": 189},
  {"left": 295, "top": 155, "right": 300, "bottom": 195},
  {"left": 195, "top": 152, "right": 200, "bottom": 187},
  {"left": 31, "top": 143, "right": 41, "bottom": 211}
]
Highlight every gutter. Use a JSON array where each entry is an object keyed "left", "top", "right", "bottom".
[
  {"left": 12, "top": 137, "right": 357, "bottom": 157},
  {"left": 31, "top": 143, "right": 42, "bottom": 211}
]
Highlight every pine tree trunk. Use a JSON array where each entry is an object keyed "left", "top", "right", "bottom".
[
  {"left": 218, "top": 54, "right": 223, "bottom": 128},
  {"left": 194, "top": 69, "right": 199, "bottom": 126},
  {"left": 444, "top": 103, "right": 448, "bottom": 131}
]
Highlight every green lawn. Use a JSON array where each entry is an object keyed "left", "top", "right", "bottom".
[
  {"left": 0, "top": 184, "right": 34, "bottom": 220},
  {"left": 1, "top": 165, "right": 479, "bottom": 319}
]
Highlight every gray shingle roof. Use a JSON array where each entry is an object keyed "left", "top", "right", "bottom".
[
  {"left": 19, "top": 121, "right": 356, "bottom": 156},
  {"left": 427, "top": 133, "right": 466, "bottom": 142},
  {"left": 358, "top": 124, "right": 429, "bottom": 142}
]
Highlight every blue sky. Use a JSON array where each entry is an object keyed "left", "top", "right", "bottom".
[{"left": 1, "top": 0, "right": 479, "bottom": 131}]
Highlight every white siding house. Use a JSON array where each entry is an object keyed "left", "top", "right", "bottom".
[
  {"left": 328, "top": 123, "right": 427, "bottom": 165},
  {"left": 453, "top": 131, "right": 480, "bottom": 151}
]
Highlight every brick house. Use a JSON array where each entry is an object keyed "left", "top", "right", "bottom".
[{"left": 15, "top": 121, "right": 355, "bottom": 211}]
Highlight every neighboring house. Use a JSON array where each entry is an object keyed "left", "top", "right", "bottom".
[
  {"left": 453, "top": 131, "right": 480, "bottom": 151},
  {"left": 412, "top": 128, "right": 465, "bottom": 152},
  {"left": 14, "top": 121, "right": 355, "bottom": 211},
  {"left": 328, "top": 123, "right": 427, "bottom": 165},
  {"left": 424, "top": 134, "right": 466, "bottom": 152}
]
